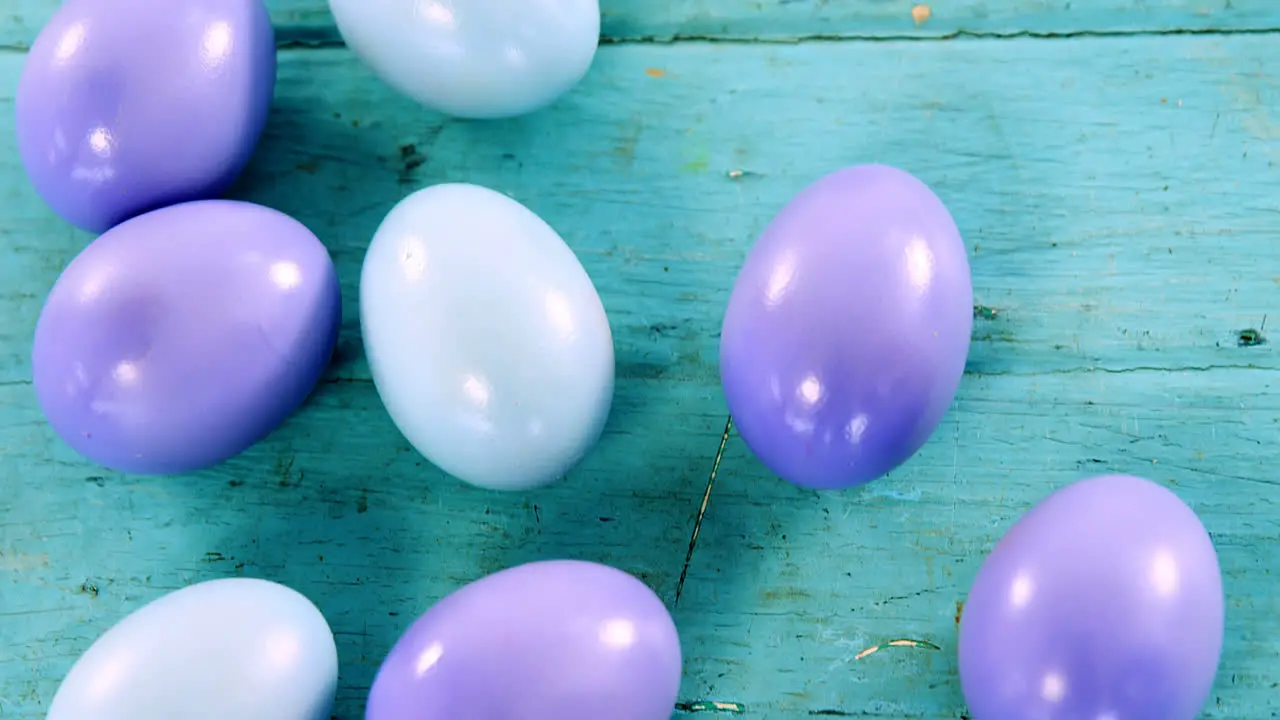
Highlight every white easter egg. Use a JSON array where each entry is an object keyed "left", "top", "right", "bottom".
[
  {"left": 46, "top": 578, "right": 338, "bottom": 720},
  {"left": 360, "top": 183, "right": 615, "bottom": 491},
  {"left": 328, "top": 0, "right": 600, "bottom": 119}
]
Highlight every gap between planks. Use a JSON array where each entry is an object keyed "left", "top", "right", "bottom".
[{"left": 4, "top": 25, "right": 1277, "bottom": 55}]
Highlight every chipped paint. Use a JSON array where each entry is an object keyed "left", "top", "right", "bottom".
[
  {"left": 675, "top": 700, "right": 747, "bottom": 714},
  {"left": 854, "top": 638, "right": 941, "bottom": 660}
]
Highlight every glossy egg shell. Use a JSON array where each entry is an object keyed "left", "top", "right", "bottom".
[
  {"left": 360, "top": 183, "right": 614, "bottom": 491},
  {"left": 16, "top": 0, "right": 276, "bottom": 233},
  {"left": 958, "top": 474, "right": 1224, "bottom": 720},
  {"left": 366, "top": 560, "right": 682, "bottom": 720},
  {"left": 46, "top": 578, "right": 338, "bottom": 720},
  {"left": 719, "top": 164, "right": 973, "bottom": 490},
  {"left": 328, "top": 0, "right": 599, "bottom": 119},
  {"left": 32, "top": 200, "right": 341, "bottom": 475}
]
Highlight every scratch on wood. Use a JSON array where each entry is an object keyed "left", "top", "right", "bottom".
[{"left": 674, "top": 415, "right": 733, "bottom": 605}]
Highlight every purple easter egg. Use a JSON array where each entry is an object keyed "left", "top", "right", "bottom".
[
  {"left": 719, "top": 164, "right": 973, "bottom": 490},
  {"left": 32, "top": 200, "right": 341, "bottom": 475},
  {"left": 16, "top": 0, "right": 276, "bottom": 233},
  {"left": 959, "top": 474, "right": 1224, "bottom": 719},
  {"left": 366, "top": 560, "right": 682, "bottom": 720}
]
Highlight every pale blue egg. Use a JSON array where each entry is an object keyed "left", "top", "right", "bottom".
[
  {"left": 46, "top": 578, "right": 338, "bottom": 720},
  {"left": 328, "top": 0, "right": 600, "bottom": 119},
  {"left": 360, "top": 183, "right": 615, "bottom": 491}
]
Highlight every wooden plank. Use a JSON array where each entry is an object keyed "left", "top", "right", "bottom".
[
  {"left": 4, "top": 0, "right": 1279, "bottom": 48},
  {"left": 1, "top": 31, "right": 1278, "bottom": 719}
]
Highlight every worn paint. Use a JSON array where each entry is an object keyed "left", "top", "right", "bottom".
[{"left": 854, "top": 638, "right": 942, "bottom": 661}]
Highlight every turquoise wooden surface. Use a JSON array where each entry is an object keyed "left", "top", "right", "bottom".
[
  {"left": 5, "top": 0, "right": 1280, "bottom": 45},
  {"left": 2, "top": 2, "right": 1279, "bottom": 718}
]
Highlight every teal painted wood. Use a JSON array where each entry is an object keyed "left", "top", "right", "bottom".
[
  {"left": 4, "top": 0, "right": 1280, "bottom": 47},
  {"left": 1, "top": 28, "right": 1279, "bottom": 720}
]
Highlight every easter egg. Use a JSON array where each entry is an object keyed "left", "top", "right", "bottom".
[
  {"left": 32, "top": 200, "right": 341, "bottom": 475},
  {"left": 47, "top": 578, "right": 338, "bottom": 720},
  {"left": 16, "top": 0, "right": 276, "bottom": 233},
  {"left": 360, "top": 183, "right": 614, "bottom": 491},
  {"left": 366, "top": 560, "right": 682, "bottom": 720},
  {"left": 958, "top": 474, "right": 1224, "bottom": 720},
  {"left": 328, "top": 0, "right": 599, "bottom": 119},
  {"left": 719, "top": 164, "right": 972, "bottom": 490}
]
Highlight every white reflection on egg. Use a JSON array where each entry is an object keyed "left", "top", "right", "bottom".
[
  {"left": 764, "top": 251, "right": 797, "bottom": 307},
  {"left": 844, "top": 413, "right": 869, "bottom": 444},
  {"left": 54, "top": 22, "right": 87, "bottom": 62},
  {"left": 414, "top": 641, "right": 445, "bottom": 677},
  {"left": 399, "top": 236, "right": 428, "bottom": 281},
  {"left": 1040, "top": 671, "right": 1067, "bottom": 703},
  {"left": 264, "top": 630, "right": 302, "bottom": 669},
  {"left": 598, "top": 618, "right": 638, "bottom": 649},
  {"left": 84, "top": 650, "right": 133, "bottom": 702},
  {"left": 201, "top": 22, "right": 234, "bottom": 68},
  {"left": 88, "top": 126, "right": 114, "bottom": 157},
  {"left": 270, "top": 261, "right": 303, "bottom": 291},
  {"left": 1009, "top": 572, "right": 1035, "bottom": 609},
  {"left": 1149, "top": 550, "right": 1179, "bottom": 597},
  {"left": 798, "top": 374, "right": 822, "bottom": 406},
  {"left": 417, "top": 1, "right": 457, "bottom": 28},
  {"left": 462, "top": 373, "right": 492, "bottom": 409},
  {"left": 545, "top": 290, "right": 577, "bottom": 340},
  {"left": 76, "top": 266, "right": 111, "bottom": 303},
  {"left": 904, "top": 236, "right": 935, "bottom": 294},
  {"left": 112, "top": 360, "right": 140, "bottom": 386}
]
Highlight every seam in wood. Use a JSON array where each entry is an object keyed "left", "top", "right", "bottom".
[
  {"left": 0, "top": 21, "right": 1275, "bottom": 54},
  {"left": 595, "top": 26, "right": 1280, "bottom": 44},
  {"left": 264, "top": 25, "right": 1280, "bottom": 51},
  {"left": 966, "top": 363, "right": 1278, "bottom": 377}
]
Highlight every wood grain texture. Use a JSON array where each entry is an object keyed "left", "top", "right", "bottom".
[
  {"left": 4, "top": 0, "right": 1280, "bottom": 47},
  {"left": 1, "top": 27, "right": 1279, "bottom": 720}
]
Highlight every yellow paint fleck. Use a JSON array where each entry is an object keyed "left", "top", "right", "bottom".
[
  {"left": 645, "top": 68, "right": 666, "bottom": 78},
  {"left": 911, "top": 4, "right": 932, "bottom": 24}
]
